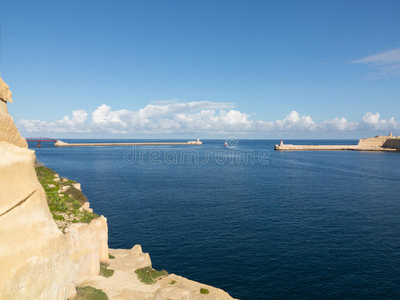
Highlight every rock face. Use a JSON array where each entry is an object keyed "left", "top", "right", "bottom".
[
  {"left": 65, "top": 216, "right": 109, "bottom": 284},
  {"left": 0, "top": 75, "right": 110, "bottom": 299},
  {"left": 0, "top": 78, "right": 27, "bottom": 148},
  {"left": 0, "top": 76, "right": 13, "bottom": 103},
  {"left": 0, "top": 143, "right": 76, "bottom": 298}
]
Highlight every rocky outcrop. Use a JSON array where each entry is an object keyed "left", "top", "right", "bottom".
[
  {"left": 85, "top": 246, "right": 235, "bottom": 300},
  {"left": 0, "top": 75, "right": 110, "bottom": 299},
  {"left": 0, "top": 76, "right": 13, "bottom": 103},
  {"left": 0, "top": 141, "right": 77, "bottom": 299},
  {"left": 0, "top": 77, "right": 27, "bottom": 148},
  {"left": 65, "top": 216, "right": 109, "bottom": 284}
]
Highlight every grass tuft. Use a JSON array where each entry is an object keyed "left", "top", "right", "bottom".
[
  {"left": 135, "top": 267, "right": 168, "bottom": 284},
  {"left": 200, "top": 288, "right": 210, "bottom": 294},
  {"left": 169, "top": 280, "right": 177, "bottom": 285},
  {"left": 99, "top": 262, "right": 114, "bottom": 278},
  {"left": 76, "top": 286, "right": 108, "bottom": 300},
  {"left": 109, "top": 253, "right": 115, "bottom": 259}
]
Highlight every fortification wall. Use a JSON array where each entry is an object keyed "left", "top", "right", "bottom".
[
  {"left": 358, "top": 136, "right": 400, "bottom": 150},
  {"left": 358, "top": 137, "right": 387, "bottom": 148},
  {"left": 383, "top": 139, "right": 400, "bottom": 149}
]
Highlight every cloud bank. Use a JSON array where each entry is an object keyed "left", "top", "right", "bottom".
[
  {"left": 352, "top": 47, "right": 400, "bottom": 78},
  {"left": 18, "top": 101, "right": 400, "bottom": 136}
]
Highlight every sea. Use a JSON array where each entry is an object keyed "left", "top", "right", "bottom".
[{"left": 29, "top": 139, "right": 400, "bottom": 299}]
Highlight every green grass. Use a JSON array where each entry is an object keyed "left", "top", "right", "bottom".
[
  {"left": 99, "top": 262, "right": 114, "bottom": 278},
  {"left": 76, "top": 286, "right": 108, "bottom": 300},
  {"left": 52, "top": 213, "right": 65, "bottom": 221},
  {"left": 169, "top": 280, "right": 177, "bottom": 285},
  {"left": 109, "top": 253, "right": 115, "bottom": 259},
  {"left": 135, "top": 267, "right": 168, "bottom": 284},
  {"left": 67, "top": 185, "right": 88, "bottom": 204},
  {"left": 35, "top": 163, "right": 99, "bottom": 227},
  {"left": 200, "top": 288, "right": 210, "bottom": 294}
]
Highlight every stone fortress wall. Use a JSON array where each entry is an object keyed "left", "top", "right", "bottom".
[
  {"left": 275, "top": 133, "right": 400, "bottom": 151},
  {"left": 358, "top": 133, "right": 400, "bottom": 149}
]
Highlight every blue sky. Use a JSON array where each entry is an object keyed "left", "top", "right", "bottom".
[{"left": 1, "top": 0, "right": 400, "bottom": 138}]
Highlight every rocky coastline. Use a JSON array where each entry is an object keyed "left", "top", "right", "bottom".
[{"left": 0, "top": 75, "right": 235, "bottom": 300}]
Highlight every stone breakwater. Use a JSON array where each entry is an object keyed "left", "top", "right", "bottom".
[
  {"left": 275, "top": 134, "right": 400, "bottom": 152},
  {"left": 55, "top": 140, "right": 203, "bottom": 147}
]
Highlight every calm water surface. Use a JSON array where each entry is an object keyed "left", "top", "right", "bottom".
[{"left": 30, "top": 139, "right": 400, "bottom": 299}]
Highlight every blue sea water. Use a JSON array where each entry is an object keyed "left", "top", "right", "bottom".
[{"left": 30, "top": 139, "right": 400, "bottom": 299}]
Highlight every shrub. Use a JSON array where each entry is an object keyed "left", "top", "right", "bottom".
[
  {"left": 99, "top": 262, "right": 114, "bottom": 278},
  {"left": 200, "top": 288, "right": 209, "bottom": 294},
  {"left": 52, "top": 214, "right": 65, "bottom": 221},
  {"left": 67, "top": 185, "right": 88, "bottom": 204},
  {"left": 76, "top": 286, "right": 108, "bottom": 300},
  {"left": 135, "top": 267, "right": 168, "bottom": 284}
]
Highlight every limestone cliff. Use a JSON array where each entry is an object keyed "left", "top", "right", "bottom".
[
  {"left": 65, "top": 216, "right": 109, "bottom": 284},
  {"left": 0, "top": 77, "right": 27, "bottom": 148},
  {"left": 0, "top": 76, "right": 13, "bottom": 103},
  {"left": 0, "top": 76, "right": 76, "bottom": 299},
  {"left": 0, "top": 76, "right": 111, "bottom": 299}
]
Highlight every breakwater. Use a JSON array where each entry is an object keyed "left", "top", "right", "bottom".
[
  {"left": 55, "top": 139, "right": 202, "bottom": 147},
  {"left": 275, "top": 133, "right": 400, "bottom": 152},
  {"left": 275, "top": 145, "right": 359, "bottom": 151}
]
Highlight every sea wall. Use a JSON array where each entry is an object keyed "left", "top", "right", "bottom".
[
  {"left": 358, "top": 137, "right": 387, "bottom": 148},
  {"left": 276, "top": 134, "right": 400, "bottom": 151},
  {"left": 358, "top": 135, "right": 400, "bottom": 150},
  {"left": 275, "top": 144, "right": 358, "bottom": 151},
  {"left": 383, "top": 138, "right": 400, "bottom": 149}
]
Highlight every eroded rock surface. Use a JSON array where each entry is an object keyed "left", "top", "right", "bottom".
[
  {"left": 0, "top": 141, "right": 77, "bottom": 299},
  {"left": 85, "top": 245, "right": 235, "bottom": 300},
  {"left": 0, "top": 75, "right": 110, "bottom": 299},
  {"left": 65, "top": 216, "right": 109, "bottom": 284}
]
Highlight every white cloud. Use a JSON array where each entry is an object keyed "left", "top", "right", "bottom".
[
  {"left": 72, "top": 109, "right": 88, "bottom": 123},
  {"left": 17, "top": 101, "right": 400, "bottom": 136},
  {"left": 321, "top": 117, "right": 358, "bottom": 131},
  {"left": 274, "top": 111, "right": 316, "bottom": 131},
  {"left": 361, "top": 112, "right": 400, "bottom": 130},
  {"left": 352, "top": 47, "right": 400, "bottom": 77}
]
